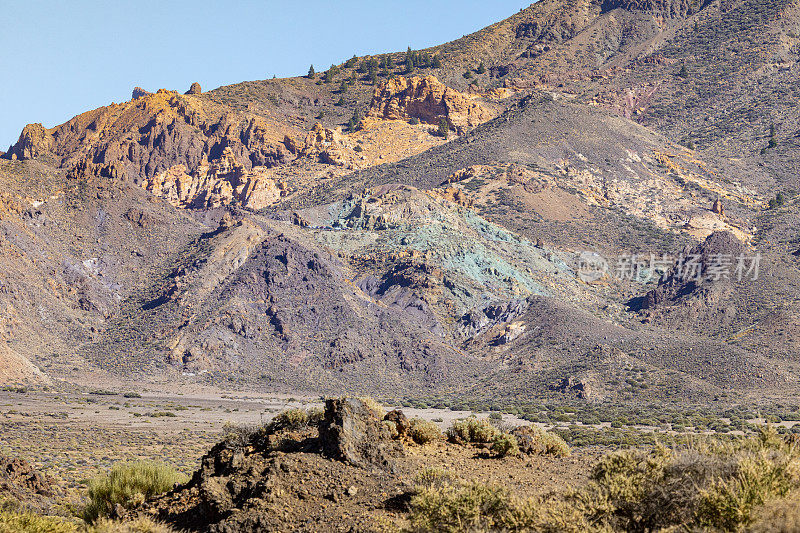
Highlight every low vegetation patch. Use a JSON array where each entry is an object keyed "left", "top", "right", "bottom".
[
  {"left": 446, "top": 417, "right": 498, "bottom": 444},
  {"left": 407, "top": 480, "right": 537, "bottom": 533},
  {"left": 82, "top": 461, "right": 188, "bottom": 523},
  {"left": 269, "top": 408, "right": 311, "bottom": 430},
  {"left": 490, "top": 433, "right": 519, "bottom": 457},
  {"left": 513, "top": 425, "right": 570, "bottom": 457},
  {"left": 408, "top": 418, "right": 442, "bottom": 445},
  {"left": 406, "top": 429, "right": 800, "bottom": 532},
  {"left": 0, "top": 506, "right": 76, "bottom": 533}
]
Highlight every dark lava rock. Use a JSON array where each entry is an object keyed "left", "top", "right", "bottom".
[
  {"left": 383, "top": 409, "right": 410, "bottom": 437},
  {"left": 319, "top": 398, "right": 403, "bottom": 467}
]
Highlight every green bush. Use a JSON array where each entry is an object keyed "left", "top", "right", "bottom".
[
  {"left": 408, "top": 418, "right": 442, "bottom": 445},
  {"left": 270, "top": 408, "right": 310, "bottom": 430},
  {"left": 0, "top": 507, "right": 77, "bottom": 533},
  {"left": 569, "top": 429, "right": 800, "bottom": 531},
  {"left": 413, "top": 467, "right": 457, "bottom": 490},
  {"left": 407, "top": 482, "right": 537, "bottom": 532},
  {"left": 82, "top": 461, "right": 188, "bottom": 523},
  {"left": 513, "top": 425, "right": 570, "bottom": 457},
  {"left": 490, "top": 433, "right": 519, "bottom": 457},
  {"left": 437, "top": 118, "right": 450, "bottom": 139},
  {"left": 446, "top": 417, "right": 498, "bottom": 444}
]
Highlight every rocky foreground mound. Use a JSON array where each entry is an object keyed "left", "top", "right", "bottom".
[
  {"left": 134, "top": 398, "right": 406, "bottom": 531},
  {"left": 129, "top": 399, "right": 579, "bottom": 532}
]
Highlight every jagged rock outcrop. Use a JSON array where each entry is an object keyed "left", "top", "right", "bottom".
[
  {"left": 319, "top": 398, "right": 403, "bottom": 467},
  {"left": 600, "top": 0, "right": 712, "bottom": 17},
  {"left": 368, "top": 76, "right": 497, "bottom": 134},
  {"left": 635, "top": 231, "right": 746, "bottom": 311},
  {"left": 4, "top": 124, "right": 51, "bottom": 160},
  {"left": 383, "top": 409, "right": 411, "bottom": 437},
  {"left": 300, "top": 123, "right": 352, "bottom": 166},
  {"left": 0, "top": 456, "right": 60, "bottom": 514},
  {"left": 185, "top": 82, "right": 202, "bottom": 95},
  {"left": 143, "top": 147, "right": 284, "bottom": 209},
  {"left": 132, "top": 87, "right": 152, "bottom": 99},
  {"left": 3, "top": 89, "right": 295, "bottom": 182}
]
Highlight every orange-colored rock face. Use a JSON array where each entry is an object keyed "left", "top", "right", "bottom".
[
  {"left": 144, "top": 147, "right": 283, "bottom": 209},
  {"left": 300, "top": 123, "right": 353, "bottom": 167},
  {"left": 7, "top": 90, "right": 295, "bottom": 182},
  {"left": 368, "top": 76, "right": 497, "bottom": 134},
  {"left": 5, "top": 123, "right": 51, "bottom": 160}
]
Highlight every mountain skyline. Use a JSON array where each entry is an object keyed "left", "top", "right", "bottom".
[{"left": 0, "top": 0, "right": 530, "bottom": 149}]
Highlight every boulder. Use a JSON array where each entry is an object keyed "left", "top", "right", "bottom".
[
  {"left": 319, "top": 398, "right": 403, "bottom": 467},
  {"left": 383, "top": 409, "right": 410, "bottom": 437}
]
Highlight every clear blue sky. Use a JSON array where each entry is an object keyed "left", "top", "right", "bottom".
[{"left": 1, "top": 1, "right": 531, "bottom": 150}]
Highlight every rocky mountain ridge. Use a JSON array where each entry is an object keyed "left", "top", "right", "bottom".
[{"left": 1, "top": 0, "right": 800, "bottom": 407}]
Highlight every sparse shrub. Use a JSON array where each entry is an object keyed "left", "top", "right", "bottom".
[
  {"left": 446, "top": 417, "right": 498, "bottom": 444},
  {"left": 749, "top": 493, "right": 800, "bottom": 532},
  {"left": 122, "top": 392, "right": 141, "bottom": 399},
  {"left": 86, "top": 517, "right": 177, "bottom": 532},
  {"left": 408, "top": 117, "right": 420, "bottom": 125},
  {"left": 437, "top": 118, "right": 450, "bottom": 140},
  {"left": 383, "top": 419, "right": 400, "bottom": 439},
  {"left": 491, "top": 433, "right": 520, "bottom": 457},
  {"left": 512, "top": 425, "right": 570, "bottom": 457},
  {"left": 569, "top": 429, "right": 800, "bottom": 531},
  {"left": 768, "top": 193, "right": 785, "bottom": 209},
  {"left": 489, "top": 412, "right": 502, "bottom": 421},
  {"left": 408, "top": 418, "right": 442, "bottom": 445},
  {"left": 82, "top": 461, "right": 187, "bottom": 523},
  {"left": 0, "top": 506, "right": 77, "bottom": 532},
  {"left": 414, "top": 467, "right": 457, "bottom": 490},
  {"left": 307, "top": 406, "right": 324, "bottom": 424},
  {"left": 270, "top": 408, "right": 310, "bottom": 430},
  {"left": 146, "top": 411, "right": 175, "bottom": 418},
  {"left": 222, "top": 421, "right": 259, "bottom": 446},
  {"left": 407, "top": 481, "right": 538, "bottom": 532},
  {"left": 358, "top": 397, "right": 385, "bottom": 418}
]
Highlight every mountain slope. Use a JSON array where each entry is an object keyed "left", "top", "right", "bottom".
[{"left": 2, "top": 0, "right": 800, "bottom": 404}]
